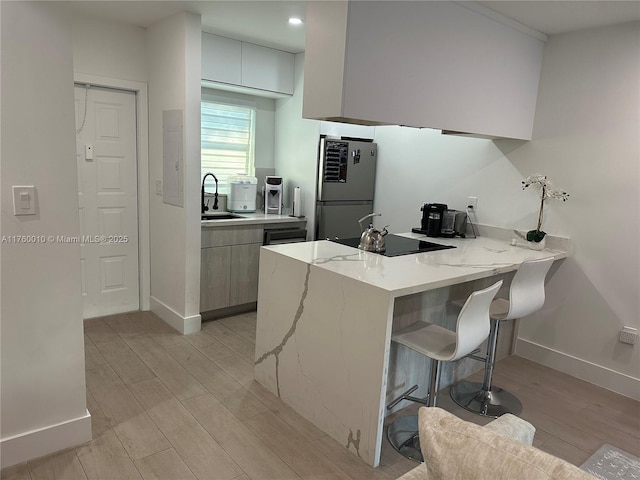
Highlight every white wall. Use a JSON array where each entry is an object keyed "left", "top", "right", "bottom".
[
  {"left": 513, "top": 21, "right": 639, "bottom": 397},
  {"left": 254, "top": 97, "right": 275, "bottom": 170},
  {"left": 184, "top": 12, "right": 203, "bottom": 328},
  {"left": 147, "top": 12, "right": 202, "bottom": 334},
  {"left": 373, "top": 127, "right": 518, "bottom": 231},
  {"left": 274, "top": 53, "right": 321, "bottom": 235},
  {"left": 72, "top": 12, "right": 147, "bottom": 83},
  {"left": 375, "top": 22, "right": 640, "bottom": 398},
  {"left": 0, "top": 2, "right": 91, "bottom": 467}
]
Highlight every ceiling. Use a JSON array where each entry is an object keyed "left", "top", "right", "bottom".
[{"left": 68, "top": 1, "right": 640, "bottom": 53}]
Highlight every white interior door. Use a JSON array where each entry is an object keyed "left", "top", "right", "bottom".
[{"left": 75, "top": 85, "right": 139, "bottom": 319}]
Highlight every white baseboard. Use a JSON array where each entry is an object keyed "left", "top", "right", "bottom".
[
  {"left": 516, "top": 338, "right": 640, "bottom": 401},
  {"left": 0, "top": 409, "right": 92, "bottom": 469},
  {"left": 149, "top": 296, "right": 201, "bottom": 335}
]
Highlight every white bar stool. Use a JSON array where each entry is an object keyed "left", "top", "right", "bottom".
[
  {"left": 450, "top": 257, "right": 554, "bottom": 418},
  {"left": 386, "top": 280, "right": 502, "bottom": 462}
]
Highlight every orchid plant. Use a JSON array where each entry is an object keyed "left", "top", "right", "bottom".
[{"left": 521, "top": 174, "right": 570, "bottom": 242}]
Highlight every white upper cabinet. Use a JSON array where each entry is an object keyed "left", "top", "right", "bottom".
[
  {"left": 241, "top": 43, "right": 294, "bottom": 95},
  {"left": 202, "top": 32, "right": 294, "bottom": 97},
  {"left": 201, "top": 33, "right": 241, "bottom": 85},
  {"left": 303, "top": 2, "right": 546, "bottom": 140}
]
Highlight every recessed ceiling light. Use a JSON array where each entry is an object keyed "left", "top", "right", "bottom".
[{"left": 288, "top": 17, "right": 303, "bottom": 25}]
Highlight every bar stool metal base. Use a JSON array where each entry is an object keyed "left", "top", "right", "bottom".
[
  {"left": 386, "top": 415, "right": 423, "bottom": 463},
  {"left": 450, "top": 380, "right": 523, "bottom": 418}
]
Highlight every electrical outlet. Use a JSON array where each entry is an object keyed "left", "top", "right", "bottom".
[
  {"left": 467, "top": 196, "right": 478, "bottom": 210},
  {"left": 619, "top": 326, "right": 637, "bottom": 345},
  {"left": 155, "top": 179, "right": 162, "bottom": 196}
]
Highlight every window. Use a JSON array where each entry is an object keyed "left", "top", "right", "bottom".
[{"left": 201, "top": 95, "right": 256, "bottom": 194}]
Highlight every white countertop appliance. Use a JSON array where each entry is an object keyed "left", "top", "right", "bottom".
[
  {"left": 228, "top": 174, "right": 257, "bottom": 213},
  {"left": 265, "top": 176, "right": 283, "bottom": 215}
]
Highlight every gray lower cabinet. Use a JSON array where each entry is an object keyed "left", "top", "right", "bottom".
[
  {"left": 229, "top": 243, "right": 261, "bottom": 306},
  {"left": 200, "top": 246, "right": 232, "bottom": 311},
  {"left": 200, "top": 221, "right": 306, "bottom": 313},
  {"left": 200, "top": 225, "right": 263, "bottom": 312}
]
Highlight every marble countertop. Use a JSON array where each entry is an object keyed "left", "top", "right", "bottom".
[
  {"left": 201, "top": 212, "right": 307, "bottom": 227},
  {"left": 262, "top": 232, "right": 568, "bottom": 297}
]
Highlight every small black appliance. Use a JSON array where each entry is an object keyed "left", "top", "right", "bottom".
[
  {"left": 421, "top": 203, "right": 448, "bottom": 237},
  {"left": 412, "top": 205, "right": 469, "bottom": 238}
]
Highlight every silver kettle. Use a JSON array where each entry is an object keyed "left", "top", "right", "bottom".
[{"left": 358, "top": 213, "right": 389, "bottom": 252}]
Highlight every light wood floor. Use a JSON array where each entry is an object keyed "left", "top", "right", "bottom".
[{"left": 2, "top": 311, "right": 639, "bottom": 480}]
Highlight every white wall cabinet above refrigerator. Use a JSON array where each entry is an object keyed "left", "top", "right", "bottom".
[
  {"left": 202, "top": 32, "right": 294, "bottom": 97},
  {"left": 303, "top": 1, "right": 546, "bottom": 140}
]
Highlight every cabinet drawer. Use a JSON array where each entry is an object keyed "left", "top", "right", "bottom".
[
  {"left": 202, "top": 225, "right": 263, "bottom": 248},
  {"left": 265, "top": 221, "right": 307, "bottom": 230}
]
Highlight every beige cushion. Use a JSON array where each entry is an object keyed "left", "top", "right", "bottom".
[
  {"left": 483, "top": 412, "right": 536, "bottom": 445},
  {"left": 418, "top": 407, "right": 594, "bottom": 480}
]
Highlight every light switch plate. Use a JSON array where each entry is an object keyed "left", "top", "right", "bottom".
[{"left": 13, "top": 186, "right": 37, "bottom": 215}]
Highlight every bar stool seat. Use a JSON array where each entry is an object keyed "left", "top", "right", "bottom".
[
  {"left": 451, "top": 257, "right": 554, "bottom": 418},
  {"left": 490, "top": 298, "right": 511, "bottom": 318},
  {"left": 392, "top": 323, "right": 457, "bottom": 361},
  {"left": 386, "top": 280, "right": 503, "bottom": 462}
]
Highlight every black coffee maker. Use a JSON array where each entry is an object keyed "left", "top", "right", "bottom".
[{"left": 421, "top": 203, "right": 448, "bottom": 237}]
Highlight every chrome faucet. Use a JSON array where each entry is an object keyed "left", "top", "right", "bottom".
[{"left": 201, "top": 173, "right": 219, "bottom": 213}]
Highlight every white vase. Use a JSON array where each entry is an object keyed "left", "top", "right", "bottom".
[
  {"left": 510, "top": 236, "right": 546, "bottom": 250},
  {"left": 527, "top": 237, "right": 546, "bottom": 250}
]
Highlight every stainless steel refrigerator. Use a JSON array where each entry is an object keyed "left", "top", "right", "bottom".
[{"left": 315, "top": 137, "right": 377, "bottom": 240}]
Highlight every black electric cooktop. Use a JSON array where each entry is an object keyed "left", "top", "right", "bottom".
[{"left": 329, "top": 234, "right": 456, "bottom": 257}]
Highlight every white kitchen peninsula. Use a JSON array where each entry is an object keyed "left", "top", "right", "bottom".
[{"left": 254, "top": 233, "right": 567, "bottom": 467}]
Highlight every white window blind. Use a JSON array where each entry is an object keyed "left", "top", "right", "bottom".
[{"left": 201, "top": 98, "right": 256, "bottom": 193}]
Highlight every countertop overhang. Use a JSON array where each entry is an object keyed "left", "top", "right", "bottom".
[{"left": 262, "top": 232, "right": 568, "bottom": 297}]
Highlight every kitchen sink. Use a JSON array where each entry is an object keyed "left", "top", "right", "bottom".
[{"left": 201, "top": 213, "right": 244, "bottom": 220}]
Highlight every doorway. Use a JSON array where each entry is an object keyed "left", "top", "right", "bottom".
[{"left": 74, "top": 84, "right": 140, "bottom": 319}]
